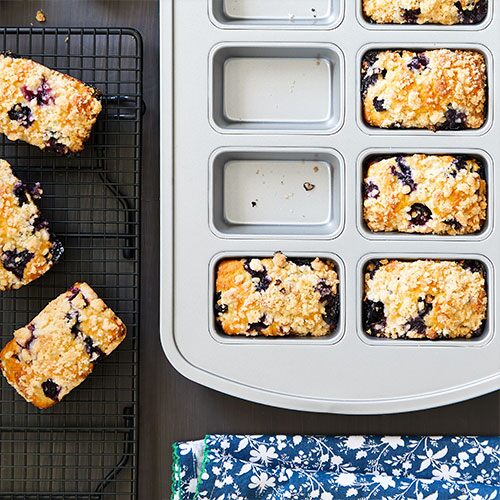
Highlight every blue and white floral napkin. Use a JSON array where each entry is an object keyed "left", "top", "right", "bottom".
[{"left": 172, "top": 434, "right": 500, "bottom": 499}]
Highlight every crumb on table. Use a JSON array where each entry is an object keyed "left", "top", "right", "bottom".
[{"left": 36, "top": 10, "right": 46, "bottom": 23}]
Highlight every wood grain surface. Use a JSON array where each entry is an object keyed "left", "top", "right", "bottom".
[{"left": 0, "top": 1, "right": 498, "bottom": 499}]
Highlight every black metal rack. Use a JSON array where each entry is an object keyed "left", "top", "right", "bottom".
[{"left": 0, "top": 28, "right": 142, "bottom": 498}]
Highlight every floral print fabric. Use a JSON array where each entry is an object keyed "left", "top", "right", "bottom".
[{"left": 172, "top": 435, "right": 500, "bottom": 499}]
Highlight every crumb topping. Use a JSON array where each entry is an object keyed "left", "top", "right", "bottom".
[
  {"left": 0, "top": 53, "right": 102, "bottom": 154},
  {"left": 215, "top": 253, "right": 339, "bottom": 337},
  {"left": 364, "top": 260, "right": 487, "bottom": 339},
  {"left": 0, "top": 282, "right": 126, "bottom": 409},
  {"left": 363, "top": 155, "right": 487, "bottom": 234},
  {"left": 363, "top": 0, "right": 487, "bottom": 25},
  {"left": 362, "top": 49, "right": 487, "bottom": 131},
  {"left": 0, "top": 159, "right": 62, "bottom": 290}
]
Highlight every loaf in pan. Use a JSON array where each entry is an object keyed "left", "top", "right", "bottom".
[
  {"left": 215, "top": 252, "right": 339, "bottom": 337},
  {"left": 0, "top": 282, "right": 126, "bottom": 409},
  {"left": 363, "top": 154, "right": 487, "bottom": 235},
  {"left": 0, "top": 159, "right": 62, "bottom": 291},
  {"left": 361, "top": 49, "right": 487, "bottom": 131},
  {"left": 363, "top": 259, "right": 487, "bottom": 340},
  {"left": 362, "top": 0, "right": 488, "bottom": 25},
  {"left": 0, "top": 52, "right": 102, "bottom": 154}
]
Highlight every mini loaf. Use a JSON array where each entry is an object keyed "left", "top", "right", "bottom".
[
  {"left": 0, "top": 159, "right": 62, "bottom": 290},
  {"left": 363, "top": 0, "right": 488, "bottom": 25},
  {"left": 363, "top": 260, "right": 487, "bottom": 340},
  {"left": 215, "top": 252, "right": 339, "bottom": 337},
  {"left": 361, "top": 49, "right": 487, "bottom": 131},
  {"left": 0, "top": 282, "right": 126, "bottom": 409},
  {"left": 363, "top": 154, "right": 487, "bottom": 235},
  {"left": 0, "top": 52, "right": 102, "bottom": 154}
]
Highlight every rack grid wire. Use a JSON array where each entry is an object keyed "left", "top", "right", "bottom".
[{"left": 0, "top": 28, "right": 142, "bottom": 499}]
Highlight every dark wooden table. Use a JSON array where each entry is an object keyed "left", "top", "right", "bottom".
[{"left": 1, "top": 1, "right": 498, "bottom": 499}]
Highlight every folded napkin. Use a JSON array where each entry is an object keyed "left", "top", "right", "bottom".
[{"left": 172, "top": 435, "right": 499, "bottom": 499}]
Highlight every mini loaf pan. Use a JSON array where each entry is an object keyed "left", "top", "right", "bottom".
[
  {"left": 210, "top": 0, "right": 345, "bottom": 30},
  {"left": 209, "top": 42, "right": 345, "bottom": 134},
  {"left": 162, "top": 0, "right": 500, "bottom": 414},
  {"left": 209, "top": 147, "right": 345, "bottom": 239}
]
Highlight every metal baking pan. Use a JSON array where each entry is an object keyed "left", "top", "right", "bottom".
[{"left": 160, "top": 0, "right": 500, "bottom": 414}]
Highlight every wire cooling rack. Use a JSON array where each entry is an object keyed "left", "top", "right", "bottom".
[{"left": 0, "top": 28, "right": 142, "bottom": 498}]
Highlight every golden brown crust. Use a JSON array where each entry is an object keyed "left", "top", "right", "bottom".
[
  {"left": 0, "top": 159, "right": 62, "bottom": 290},
  {"left": 363, "top": 0, "right": 487, "bottom": 25},
  {"left": 361, "top": 49, "right": 487, "bottom": 131},
  {"left": 0, "top": 282, "right": 126, "bottom": 409},
  {"left": 0, "top": 53, "right": 102, "bottom": 154},
  {"left": 215, "top": 253, "right": 339, "bottom": 337},
  {"left": 363, "top": 155, "right": 487, "bottom": 235},
  {"left": 363, "top": 260, "right": 487, "bottom": 339}
]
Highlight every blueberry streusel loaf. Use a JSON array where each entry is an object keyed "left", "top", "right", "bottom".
[
  {"left": 361, "top": 49, "right": 487, "bottom": 131},
  {"left": 363, "top": 0, "right": 488, "bottom": 25},
  {"left": 0, "top": 52, "right": 102, "bottom": 154},
  {"left": 363, "top": 154, "right": 487, "bottom": 235},
  {"left": 0, "top": 159, "right": 62, "bottom": 290},
  {"left": 215, "top": 252, "right": 339, "bottom": 337},
  {"left": 363, "top": 260, "right": 487, "bottom": 340},
  {"left": 0, "top": 282, "right": 126, "bottom": 409}
]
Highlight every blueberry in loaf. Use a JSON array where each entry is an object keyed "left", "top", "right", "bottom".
[
  {"left": 363, "top": 0, "right": 488, "bottom": 25},
  {"left": 0, "top": 52, "right": 102, "bottom": 154},
  {"left": 363, "top": 260, "right": 487, "bottom": 340},
  {"left": 0, "top": 159, "right": 62, "bottom": 290},
  {"left": 361, "top": 49, "right": 487, "bottom": 131},
  {"left": 363, "top": 154, "right": 487, "bottom": 235},
  {"left": 0, "top": 282, "right": 126, "bottom": 409},
  {"left": 215, "top": 252, "right": 339, "bottom": 337}
]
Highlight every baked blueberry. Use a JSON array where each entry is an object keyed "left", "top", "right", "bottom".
[
  {"left": 407, "top": 53, "right": 429, "bottom": 71},
  {"left": 2, "top": 249, "right": 34, "bottom": 280},
  {"left": 392, "top": 156, "right": 417, "bottom": 193},
  {"left": 41, "top": 379, "right": 60, "bottom": 401},
  {"left": 315, "top": 280, "right": 339, "bottom": 330},
  {"left": 363, "top": 299, "right": 387, "bottom": 335},
  {"left": 363, "top": 181, "right": 380, "bottom": 199},
  {"left": 13, "top": 183, "right": 29, "bottom": 206},
  {"left": 22, "top": 78, "right": 54, "bottom": 106},
  {"left": 214, "top": 291, "right": 228, "bottom": 315},
  {"left": 8, "top": 104, "right": 34, "bottom": 128},
  {"left": 244, "top": 259, "right": 271, "bottom": 292},
  {"left": 45, "top": 136, "right": 68, "bottom": 155},
  {"left": 408, "top": 203, "right": 433, "bottom": 226},
  {"left": 373, "top": 97, "right": 386, "bottom": 112},
  {"left": 455, "top": 0, "right": 487, "bottom": 24},
  {"left": 248, "top": 315, "right": 268, "bottom": 333},
  {"left": 83, "top": 336, "right": 104, "bottom": 362},
  {"left": 443, "top": 218, "right": 463, "bottom": 231},
  {"left": 439, "top": 107, "right": 468, "bottom": 130},
  {"left": 402, "top": 8, "right": 421, "bottom": 23}
]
